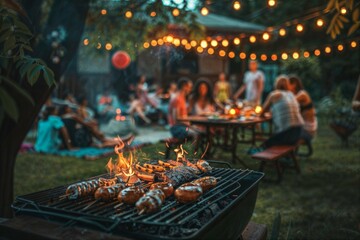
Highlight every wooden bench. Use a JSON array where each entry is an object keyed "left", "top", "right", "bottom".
[{"left": 251, "top": 145, "right": 300, "bottom": 183}]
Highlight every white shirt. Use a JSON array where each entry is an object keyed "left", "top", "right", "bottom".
[{"left": 244, "top": 70, "right": 265, "bottom": 104}]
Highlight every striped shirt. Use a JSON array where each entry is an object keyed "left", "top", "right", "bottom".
[{"left": 271, "top": 91, "right": 304, "bottom": 133}]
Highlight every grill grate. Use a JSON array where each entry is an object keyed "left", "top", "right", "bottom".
[{"left": 12, "top": 168, "right": 263, "bottom": 239}]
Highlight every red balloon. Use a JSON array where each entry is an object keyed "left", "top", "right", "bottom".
[{"left": 111, "top": 51, "right": 131, "bottom": 69}]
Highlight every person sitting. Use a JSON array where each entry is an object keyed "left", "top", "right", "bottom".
[
  {"left": 97, "top": 89, "right": 118, "bottom": 124},
  {"left": 34, "top": 106, "right": 73, "bottom": 153},
  {"left": 189, "top": 78, "right": 216, "bottom": 115},
  {"left": 77, "top": 95, "right": 98, "bottom": 128},
  {"left": 214, "top": 72, "right": 231, "bottom": 105},
  {"left": 59, "top": 105, "right": 128, "bottom": 148},
  {"left": 168, "top": 77, "right": 202, "bottom": 140},
  {"left": 288, "top": 75, "right": 317, "bottom": 155},
  {"left": 260, "top": 75, "right": 304, "bottom": 149}
]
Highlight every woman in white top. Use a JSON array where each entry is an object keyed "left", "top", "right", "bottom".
[{"left": 260, "top": 75, "right": 304, "bottom": 149}]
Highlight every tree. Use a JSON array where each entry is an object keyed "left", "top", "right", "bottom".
[{"left": 0, "top": 0, "right": 89, "bottom": 218}]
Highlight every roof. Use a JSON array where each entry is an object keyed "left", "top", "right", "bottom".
[{"left": 195, "top": 13, "right": 266, "bottom": 33}]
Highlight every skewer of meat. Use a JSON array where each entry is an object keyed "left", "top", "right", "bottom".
[
  {"left": 191, "top": 176, "right": 217, "bottom": 192},
  {"left": 94, "top": 183, "right": 127, "bottom": 201},
  {"left": 136, "top": 189, "right": 166, "bottom": 214},
  {"left": 174, "top": 182, "right": 203, "bottom": 204},
  {"left": 65, "top": 177, "right": 117, "bottom": 200},
  {"left": 149, "top": 182, "right": 174, "bottom": 198},
  {"left": 117, "top": 186, "right": 145, "bottom": 205}
]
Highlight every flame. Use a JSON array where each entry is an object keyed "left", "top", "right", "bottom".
[{"left": 105, "top": 137, "right": 137, "bottom": 178}]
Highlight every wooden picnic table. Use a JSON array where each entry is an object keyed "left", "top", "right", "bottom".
[{"left": 178, "top": 114, "right": 272, "bottom": 168}]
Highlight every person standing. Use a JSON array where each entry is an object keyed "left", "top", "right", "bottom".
[
  {"left": 214, "top": 72, "right": 231, "bottom": 104},
  {"left": 233, "top": 60, "right": 265, "bottom": 106}
]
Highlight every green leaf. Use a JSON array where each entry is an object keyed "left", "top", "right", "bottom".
[
  {"left": 0, "top": 87, "right": 19, "bottom": 121},
  {"left": 42, "top": 67, "right": 55, "bottom": 87},
  {"left": 4, "top": 36, "right": 16, "bottom": 52},
  {"left": 348, "top": 22, "right": 360, "bottom": 35},
  {"left": 325, "top": 0, "right": 336, "bottom": 12},
  {"left": 28, "top": 64, "right": 43, "bottom": 86},
  {"left": 0, "top": 76, "right": 34, "bottom": 105},
  {"left": 352, "top": 7, "right": 359, "bottom": 22}
]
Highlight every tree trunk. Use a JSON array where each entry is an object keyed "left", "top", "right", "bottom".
[{"left": 0, "top": 0, "right": 89, "bottom": 218}]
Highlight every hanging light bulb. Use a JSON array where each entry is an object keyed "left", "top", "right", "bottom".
[
  {"left": 201, "top": 7, "right": 209, "bottom": 16},
  {"left": 337, "top": 44, "right": 344, "bottom": 51},
  {"left": 228, "top": 51, "right": 235, "bottom": 58},
  {"left": 262, "top": 32, "right": 270, "bottom": 41},
  {"left": 350, "top": 41, "right": 357, "bottom": 48},
  {"left": 249, "top": 35, "right": 256, "bottom": 43},
  {"left": 340, "top": 7, "right": 347, "bottom": 15},
  {"left": 233, "top": 1, "right": 241, "bottom": 10},
  {"left": 207, "top": 48, "right": 214, "bottom": 55},
  {"left": 83, "top": 38, "right": 89, "bottom": 46},
  {"left": 172, "top": 8, "right": 180, "bottom": 17},
  {"left": 143, "top": 42, "right": 150, "bottom": 48},
  {"left": 233, "top": 37, "right": 241, "bottom": 45},
  {"left": 197, "top": 46, "right": 204, "bottom": 53},
  {"left": 219, "top": 50, "right": 226, "bottom": 57},
  {"left": 271, "top": 54, "right": 277, "bottom": 61},
  {"left": 316, "top": 18, "right": 324, "bottom": 27},
  {"left": 185, "top": 43, "right": 191, "bottom": 50},
  {"left": 239, "top": 52, "right": 246, "bottom": 59},
  {"left": 200, "top": 40, "right": 208, "bottom": 48},
  {"left": 281, "top": 53, "right": 288, "bottom": 60},
  {"left": 211, "top": 39, "right": 218, "bottom": 47},
  {"left": 279, "top": 28, "right": 286, "bottom": 36},
  {"left": 150, "top": 11, "right": 156, "bottom": 17},
  {"left": 303, "top": 51, "right": 310, "bottom": 58},
  {"left": 250, "top": 53, "right": 257, "bottom": 60},
  {"left": 260, "top": 54, "right": 267, "bottom": 61},
  {"left": 96, "top": 43, "right": 102, "bottom": 49},
  {"left": 268, "top": 0, "right": 276, "bottom": 7},
  {"left": 125, "top": 10, "right": 133, "bottom": 18},
  {"left": 325, "top": 46, "right": 331, "bottom": 53},
  {"left": 314, "top": 49, "right": 321, "bottom": 56},
  {"left": 105, "top": 43, "right": 112, "bottom": 50},
  {"left": 181, "top": 39, "right": 188, "bottom": 45},
  {"left": 190, "top": 40, "right": 197, "bottom": 47},
  {"left": 166, "top": 35, "right": 174, "bottom": 43},
  {"left": 292, "top": 52, "right": 299, "bottom": 59},
  {"left": 222, "top": 39, "right": 229, "bottom": 47},
  {"left": 296, "top": 24, "right": 304, "bottom": 32},
  {"left": 158, "top": 39, "right": 164, "bottom": 45},
  {"left": 173, "top": 38, "right": 181, "bottom": 46},
  {"left": 151, "top": 40, "right": 157, "bottom": 46},
  {"left": 101, "top": 9, "right": 107, "bottom": 15}
]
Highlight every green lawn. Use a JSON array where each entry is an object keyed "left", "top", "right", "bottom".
[{"left": 15, "top": 118, "right": 360, "bottom": 239}]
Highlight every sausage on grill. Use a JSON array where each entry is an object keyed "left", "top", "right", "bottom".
[
  {"left": 66, "top": 177, "right": 117, "bottom": 200},
  {"left": 196, "top": 160, "right": 212, "bottom": 173},
  {"left": 174, "top": 182, "right": 203, "bottom": 204},
  {"left": 136, "top": 189, "right": 166, "bottom": 214},
  {"left": 117, "top": 186, "right": 145, "bottom": 205},
  {"left": 150, "top": 182, "right": 174, "bottom": 198},
  {"left": 192, "top": 176, "right": 217, "bottom": 192},
  {"left": 94, "top": 183, "right": 126, "bottom": 201}
]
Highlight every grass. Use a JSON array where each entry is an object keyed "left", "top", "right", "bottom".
[{"left": 15, "top": 117, "right": 360, "bottom": 239}]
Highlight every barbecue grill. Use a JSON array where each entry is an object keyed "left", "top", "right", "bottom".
[{"left": 12, "top": 167, "right": 264, "bottom": 240}]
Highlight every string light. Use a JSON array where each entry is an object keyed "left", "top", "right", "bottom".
[
  {"left": 249, "top": 35, "right": 256, "bottom": 43},
  {"left": 173, "top": 38, "right": 181, "bottom": 46},
  {"left": 151, "top": 40, "right": 157, "bottom": 46},
  {"left": 181, "top": 39, "right": 188, "bottom": 45},
  {"left": 158, "top": 39, "right": 164, "bottom": 45},
  {"left": 316, "top": 18, "right": 324, "bottom": 27},
  {"left": 314, "top": 49, "right": 320, "bottom": 56},
  {"left": 143, "top": 42, "right": 149, "bottom": 48},
  {"left": 233, "top": 1, "right": 241, "bottom": 10},
  {"left": 172, "top": 8, "right": 180, "bottom": 17},
  {"left": 260, "top": 54, "right": 267, "bottom": 61},
  {"left": 350, "top": 41, "right": 357, "bottom": 48},
  {"left": 190, "top": 40, "right": 197, "bottom": 47},
  {"left": 239, "top": 52, "right": 246, "bottom": 59},
  {"left": 233, "top": 38, "right": 241, "bottom": 45},
  {"left": 207, "top": 48, "right": 214, "bottom": 54},
  {"left": 279, "top": 28, "right": 287, "bottom": 36},
  {"left": 150, "top": 11, "right": 156, "bottom": 17},
  {"left": 200, "top": 40, "right": 208, "bottom": 48},
  {"left": 166, "top": 35, "right": 174, "bottom": 42},
  {"left": 185, "top": 43, "right": 191, "bottom": 50},
  {"left": 271, "top": 54, "right": 277, "bottom": 61},
  {"left": 83, "top": 38, "right": 89, "bottom": 46},
  {"left": 219, "top": 50, "right": 226, "bottom": 57},
  {"left": 262, "top": 32, "right": 270, "bottom": 41},
  {"left": 281, "top": 53, "right": 288, "bottom": 60},
  {"left": 324, "top": 46, "right": 331, "bottom": 53},
  {"left": 201, "top": 7, "right": 209, "bottom": 16},
  {"left": 268, "top": 0, "right": 276, "bottom": 7},
  {"left": 96, "top": 43, "right": 102, "bottom": 49},
  {"left": 125, "top": 11, "right": 133, "bottom": 18},
  {"left": 340, "top": 7, "right": 347, "bottom": 15},
  {"left": 222, "top": 39, "right": 229, "bottom": 47},
  {"left": 101, "top": 9, "right": 107, "bottom": 15},
  {"left": 211, "top": 40, "right": 218, "bottom": 47},
  {"left": 337, "top": 44, "right": 344, "bottom": 51},
  {"left": 105, "top": 43, "right": 112, "bottom": 50},
  {"left": 303, "top": 51, "right": 310, "bottom": 58},
  {"left": 197, "top": 46, "right": 204, "bottom": 53},
  {"left": 228, "top": 51, "right": 235, "bottom": 58},
  {"left": 292, "top": 52, "right": 299, "bottom": 59},
  {"left": 296, "top": 24, "right": 304, "bottom": 32},
  {"left": 250, "top": 53, "right": 256, "bottom": 60}
]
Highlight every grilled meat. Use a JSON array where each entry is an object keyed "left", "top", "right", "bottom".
[
  {"left": 150, "top": 182, "right": 174, "bottom": 198},
  {"left": 174, "top": 182, "right": 203, "bottom": 204},
  {"left": 136, "top": 189, "right": 166, "bottom": 214},
  {"left": 94, "top": 183, "right": 126, "bottom": 201},
  {"left": 160, "top": 166, "right": 198, "bottom": 187},
  {"left": 66, "top": 177, "right": 117, "bottom": 200},
  {"left": 117, "top": 186, "right": 145, "bottom": 205},
  {"left": 192, "top": 176, "right": 217, "bottom": 192},
  {"left": 196, "top": 160, "right": 212, "bottom": 173}
]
